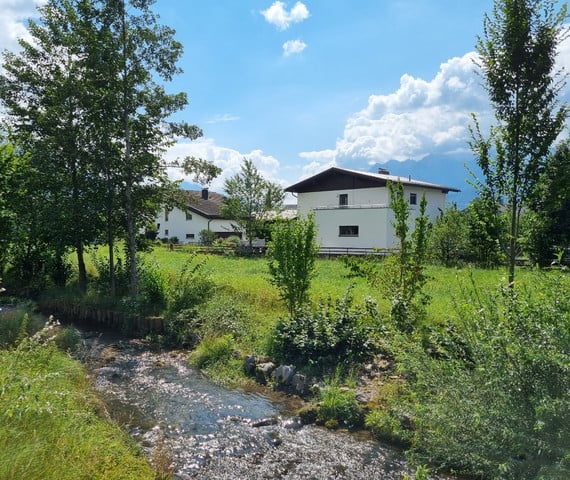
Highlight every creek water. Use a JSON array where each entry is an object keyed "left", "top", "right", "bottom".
[{"left": 79, "top": 330, "right": 423, "bottom": 480}]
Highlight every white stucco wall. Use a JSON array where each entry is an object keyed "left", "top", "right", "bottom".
[
  {"left": 297, "top": 185, "right": 448, "bottom": 250},
  {"left": 156, "top": 207, "right": 238, "bottom": 243}
]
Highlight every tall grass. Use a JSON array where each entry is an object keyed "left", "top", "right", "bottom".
[{"left": 0, "top": 342, "right": 154, "bottom": 479}]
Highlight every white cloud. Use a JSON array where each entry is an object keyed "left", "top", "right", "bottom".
[
  {"left": 0, "top": 0, "right": 45, "bottom": 53},
  {"left": 283, "top": 39, "right": 306, "bottom": 57},
  {"left": 261, "top": 1, "right": 309, "bottom": 30},
  {"left": 205, "top": 113, "right": 240, "bottom": 124},
  {"left": 164, "top": 138, "right": 287, "bottom": 193},
  {"left": 298, "top": 51, "right": 492, "bottom": 166}
]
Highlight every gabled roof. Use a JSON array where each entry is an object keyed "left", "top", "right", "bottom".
[
  {"left": 285, "top": 166, "right": 460, "bottom": 194},
  {"left": 177, "top": 189, "right": 227, "bottom": 219}
]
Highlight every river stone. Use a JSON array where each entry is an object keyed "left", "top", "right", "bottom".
[
  {"left": 255, "top": 362, "right": 276, "bottom": 385},
  {"left": 244, "top": 355, "right": 257, "bottom": 375},
  {"left": 272, "top": 365, "right": 295, "bottom": 385},
  {"left": 291, "top": 373, "right": 310, "bottom": 396}
]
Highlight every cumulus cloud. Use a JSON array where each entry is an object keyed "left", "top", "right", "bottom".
[
  {"left": 283, "top": 39, "right": 306, "bottom": 56},
  {"left": 163, "top": 138, "right": 286, "bottom": 193},
  {"left": 297, "top": 51, "right": 492, "bottom": 172},
  {"left": 0, "top": 0, "right": 45, "bottom": 52},
  {"left": 261, "top": 1, "right": 309, "bottom": 30}
]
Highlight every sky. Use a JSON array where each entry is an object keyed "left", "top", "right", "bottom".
[{"left": 1, "top": 0, "right": 570, "bottom": 198}]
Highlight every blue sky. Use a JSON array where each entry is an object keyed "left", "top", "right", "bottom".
[{"left": 1, "top": 1, "right": 569, "bottom": 197}]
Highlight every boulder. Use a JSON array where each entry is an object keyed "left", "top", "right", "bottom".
[{"left": 272, "top": 365, "right": 295, "bottom": 386}]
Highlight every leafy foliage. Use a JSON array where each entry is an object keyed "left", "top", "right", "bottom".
[
  {"left": 269, "top": 288, "right": 379, "bottom": 370},
  {"left": 525, "top": 139, "right": 570, "bottom": 266},
  {"left": 428, "top": 205, "right": 470, "bottom": 267},
  {"left": 387, "top": 182, "right": 430, "bottom": 332},
  {"left": 471, "top": 0, "right": 568, "bottom": 283},
  {"left": 394, "top": 275, "right": 570, "bottom": 479},
  {"left": 267, "top": 215, "right": 319, "bottom": 314},
  {"left": 221, "top": 158, "right": 284, "bottom": 250}
]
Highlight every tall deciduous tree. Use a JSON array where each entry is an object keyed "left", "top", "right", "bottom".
[
  {"left": 1, "top": 0, "right": 104, "bottom": 292},
  {"left": 222, "top": 158, "right": 284, "bottom": 251},
  {"left": 471, "top": 0, "right": 568, "bottom": 284},
  {"left": 1, "top": 0, "right": 202, "bottom": 296}
]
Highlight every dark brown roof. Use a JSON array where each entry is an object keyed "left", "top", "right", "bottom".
[
  {"left": 178, "top": 189, "right": 227, "bottom": 219},
  {"left": 285, "top": 167, "right": 460, "bottom": 194}
]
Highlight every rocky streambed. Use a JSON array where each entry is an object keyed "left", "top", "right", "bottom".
[{"left": 78, "top": 330, "right": 442, "bottom": 479}]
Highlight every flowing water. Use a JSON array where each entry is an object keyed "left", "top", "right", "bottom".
[{"left": 79, "top": 330, "right": 431, "bottom": 480}]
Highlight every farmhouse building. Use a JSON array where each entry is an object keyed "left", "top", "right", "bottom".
[
  {"left": 285, "top": 167, "right": 460, "bottom": 252},
  {"left": 155, "top": 189, "right": 240, "bottom": 243}
]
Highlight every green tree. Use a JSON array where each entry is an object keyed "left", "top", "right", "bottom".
[
  {"left": 0, "top": 138, "right": 25, "bottom": 271},
  {"left": 386, "top": 182, "right": 430, "bottom": 333},
  {"left": 471, "top": 0, "right": 568, "bottom": 284},
  {"left": 525, "top": 139, "right": 570, "bottom": 266},
  {"left": 428, "top": 205, "right": 470, "bottom": 267},
  {"left": 464, "top": 194, "right": 507, "bottom": 267},
  {"left": 267, "top": 215, "right": 319, "bottom": 314},
  {"left": 1, "top": 0, "right": 202, "bottom": 296},
  {"left": 221, "top": 158, "right": 284, "bottom": 251},
  {"left": 181, "top": 156, "right": 222, "bottom": 188},
  {"left": 1, "top": 1, "right": 106, "bottom": 291}
]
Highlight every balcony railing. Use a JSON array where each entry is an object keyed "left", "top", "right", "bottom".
[{"left": 313, "top": 203, "right": 389, "bottom": 210}]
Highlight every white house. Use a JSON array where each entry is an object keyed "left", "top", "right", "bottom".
[
  {"left": 285, "top": 167, "right": 460, "bottom": 251},
  {"left": 155, "top": 189, "right": 240, "bottom": 243}
]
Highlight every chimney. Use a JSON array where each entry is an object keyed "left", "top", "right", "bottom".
[
  {"left": 377, "top": 167, "right": 390, "bottom": 175},
  {"left": 201, "top": 188, "right": 209, "bottom": 200}
]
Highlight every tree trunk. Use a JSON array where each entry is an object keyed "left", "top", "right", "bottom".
[{"left": 76, "top": 241, "right": 87, "bottom": 293}]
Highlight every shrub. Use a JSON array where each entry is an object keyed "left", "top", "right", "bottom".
[
  {"left": 189, "top": 334, "right": 236, "bottom": 370},
  {"left": 269, "top": 288, "right": 379, "bottom": 370},
  {"left": 317, "top": 376, "right": 363, "bottom": 429},
  {"left": 395, "top": 275, "right": 570, "bottom": 479},
  {"left": 267, "top": 215, "right": 319, "bottom": 314},
  {"left": 137, "top": 259, "right": 168, "bottom": 314},
  {"left": 192, "top": 294, "right": 251, "bottom": 341},
  {"left": 199, "top": 229, "right": 216, "bottom": 246},
  {"left": 365, "top": 408, "right": 410, "bottom": 446},
  {"left": 54, "top": 326, "right": 81, "bottom": 352},
  {"left": 166, "top": 253, "right": 214, "bottom": 314}
]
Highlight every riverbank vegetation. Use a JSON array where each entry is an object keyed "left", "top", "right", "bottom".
[{"left": 0, "top": 304, "right": 155, "bottom": 479}]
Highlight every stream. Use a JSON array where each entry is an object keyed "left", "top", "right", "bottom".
[{"left": 78, "top": 329, "right": 427, "bottom": 479}]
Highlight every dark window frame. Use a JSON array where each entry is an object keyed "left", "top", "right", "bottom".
[{"left": 339, "top": 225, "right": 359, "bottom": 237}]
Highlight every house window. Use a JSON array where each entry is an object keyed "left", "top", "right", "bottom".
[
  {"left": 339, "top": 194, "right": 348, "bottom": 207},
  {"left": 186, "top": 233, "right": 195, "bottom": 239},
  {"left": 409, "top": 193, "right": 417, "bottom": 205},
  {"left": 186, "top": 212, "right": 192, "bottom": 221},
  {"left": 165, "top": 208, "right": 170, "bottom": 222},
  {"left": 339, "top": 225, "right": 359, "bottom": 237},
  {"left": 164, "top": 229, "right": 169, "bottom": 236}
]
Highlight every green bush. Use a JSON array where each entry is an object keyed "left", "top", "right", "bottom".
[
  {"left": 199, "top": 229, "right": 216, "bottom": 246},
  {"left": 0, "top": 304, "right": 44, "bottom": 347},
  {"left": 192, "top": 294, "right": 251, "bottom": 340},
  {"left": 365, "top": 408, "right": 408, "bottom": 445},
  {"left": 269, "top": 288, "right": 379, "bottom": 370},
  {"left": 137, "top": 259, "right": 168, "bottom": 314},
  {"left": 189, "top": 334, "right": 236, "bottom": 370},
  {"left": 317, "top": 383, "right": 362, "bottom": 429},
  {"left": 166, "top": 253, "right": 214, "bottom": 314},
  {"left": 395, "top": 275, "right": 570, "bottom": 479},
  {"left": 54, "top": 326, "right": 81, "bottom": 352}
]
